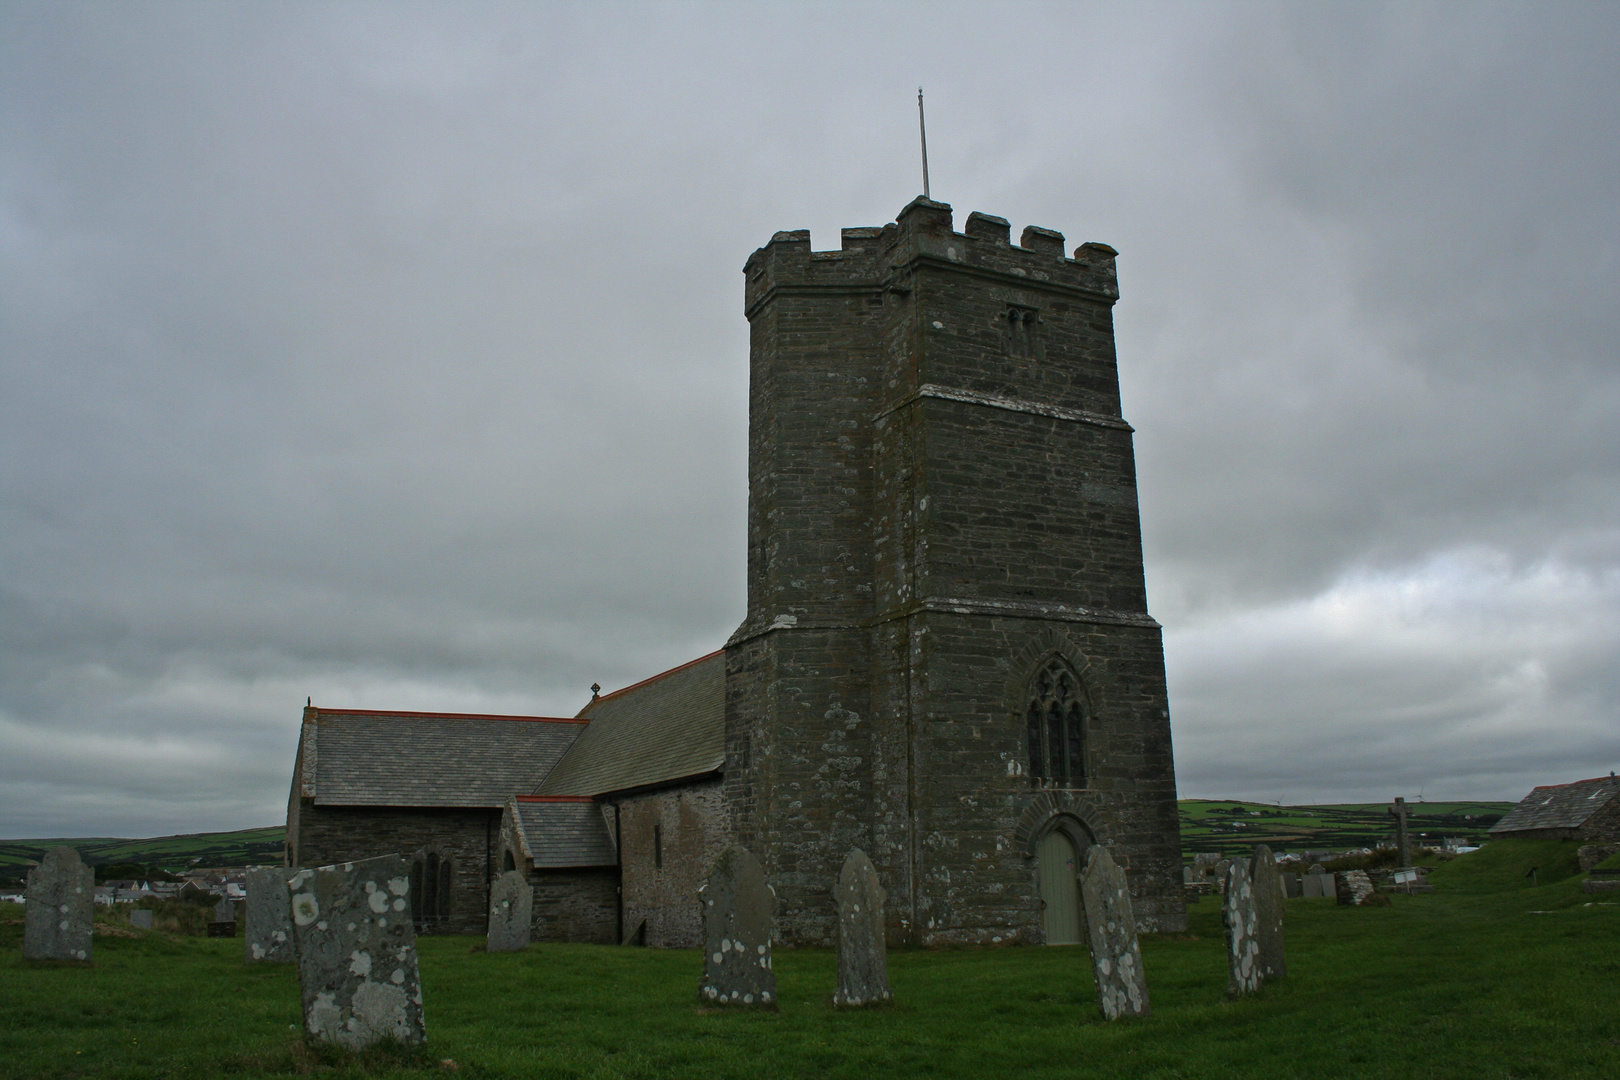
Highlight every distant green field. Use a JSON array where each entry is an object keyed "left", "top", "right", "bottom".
[
  {"left": 0, "top": 827, "right": 286, "bottom": 875},
  {"left": 1, "top": 798, "right": 1519, "bottom": 876},
  {"left": 1178, "top": 799, "right": 1515, "bottom": 859},
  {"left": 1, "top": 837, "right": 1614, "bottom": 1079}
]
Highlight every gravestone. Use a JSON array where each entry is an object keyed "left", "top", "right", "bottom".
[
  {"left": 1283, "top": 874, "right": 1303, "bottom": 899},
  {"left": 1388, "top": 797, "right": 1411, "bottom": 868},
  {"left": 1302, "top": 873, "right": 1335, "bottom": 898},
  {"left": 1182, "top": 865, "right": 1195, "bottom": 885},
  {"left": 23, "top": 846, "right": 94, "bottom": 962},
  {"left": 1214, "top": 859, "right": 1233, "bottom": 894},
  {"left": 1250, "top": 846, "right": 1287, "bottom": 984},
  {"left": 245, "top": 866, "right": 298, "bottom": 962},
  {"left": 1078, "top": 845, "right": 1151, "bottom": 1019},
  {"left": 289, "top": 856, "right": 426, "bottom": 1050},
  {"left": 485, "top": 870, "right": 532, "bottom": 953},
  {"left": 697, "top": 845, "right": 776, "bottom": 1008},
  {"left": 1335, "top": 869, "right": 1377, "bottom": 906},
  {"left": 1306, "top": 862, "right": 1326, "bottom": 876},
  {"left": 130, "top": 909, "right": 154, "bottom": 931},
  {"left": 208, "top": 897, "right": 237, "bottom": 938},
  {"left": 833, "top": 848, "right": 891, "bottom": 1007},
  {"left": 1222, "top": 857, "right": 1262, "bottom": 996}
]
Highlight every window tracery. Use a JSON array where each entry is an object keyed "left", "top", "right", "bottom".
[{"left": 1025, "top": 658, "right": 1086, "bottom": 787}]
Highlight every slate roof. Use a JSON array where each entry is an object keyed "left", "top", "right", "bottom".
[
  {"left": 508, "top": 797, "right": 618, "bottom": 868},
  {"left": 534, "top": 650, "right": 724, "bottom": 797},
  {"left": 1490, "top": 776, "right": 1620, "bottom": 835},
  {"left": 300, "top": 708, "right": 586, "bottom": 808}
]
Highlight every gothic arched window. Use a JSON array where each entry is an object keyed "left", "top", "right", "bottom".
[{"left": 1025, "top": 659, "right": 1086, "bottom": 787}]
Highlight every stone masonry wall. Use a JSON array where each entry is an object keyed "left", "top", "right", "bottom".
[
  {"left": 530, "top": 870, "right": 618, "bottom": 943},
  {"left": 291, "top": 801, "right": 497, "bottom": 936},
  {"left": 726, "top": 199, "right": 1185, "bottom": 945},
  {"left": 614, "top": 780, "right": 732, "bottom": 948}
]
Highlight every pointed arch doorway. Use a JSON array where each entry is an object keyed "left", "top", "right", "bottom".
[{"left": 1038, "top": 829, "right": 1083, "bottom": 944}]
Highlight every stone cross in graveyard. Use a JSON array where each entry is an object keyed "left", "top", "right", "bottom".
[
  {"left": 833, "top": 848, "right": 892, "bottom": 1008},
  {"left": 245, "top": 866, "right": 298, "bottom": 963},
  {"left": 485, "top": 870, "right": 533, "bottom": 953},
  {"left": 1078, "top": 845, "right": 1152, "bottom": 1019},
  {"left": 289, "top": 855, "right": 426, "bottom": 1050},
  {"left": 1249, "top": 845, "right": 1287, "bottom": 984},
  {"left": 697, "top": 844, "right": 777, "bottom": 1008},
  {"left": 1222, "top": 857, "right": 1263, "bottom": 996},
  {"left": 1389, "top": 797, "right": 1411, "bottom": 867},
  {"left": 23, "top": 846, "right": 94, "bottom": 962}
]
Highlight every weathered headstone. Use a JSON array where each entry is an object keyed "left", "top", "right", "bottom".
[
  {"left": 245, "top": 867, "right": 298, "bottom": 962},
  {"left": 833, "top": 848, "right": 891, "bottom": 1007},
  {"left": 697, "top": 845, "right": 776, "bottom": 1008},
  {"left": 485, "top": 870, "right": 532, "bottom": 953},
  {"left": 1306, "top": 862, "right": 1326, "bottom": 876},
  {"left": 1283, "top": 874, "right": 1303, "bottom": 899},
  {"left": 130, "top": 909, "right": 154, "bottom": 931},
  {"left": 1214, "top": 858, "right": 1233, "bottom": 894},
  {"left": 289, "top": 856, "right": 426, "bottom": 1050},
  {"left": 1078, "top": 845, "right": 1151, "bottom": 1019},
  {"left": 208, "top": 897, "right": 237, "bottom": 938},
  {"left": 1222, "top": 857, "right": 1262, "bottom": 996},
  {"left": 1335, "top": 869, "right": 1377, "bottom": 906},
  {"left": 23, "top": 846, "right": 94, "bottom": 962},
  {"left": 1250, "top": 845, "right": 1287, "bottom": 984},
  {"left": 1302, "top": 873, "right": 1335, "bottom": 898}
]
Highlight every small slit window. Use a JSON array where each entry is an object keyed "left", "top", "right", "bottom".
[{"left": 1006, "top": 306, "right": 1040, "bottom": 358}]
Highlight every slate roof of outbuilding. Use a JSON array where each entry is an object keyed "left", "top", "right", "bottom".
[
  {"left": 533, "top": 650, "right": 724, "bottom": 798},
  {"left": 1489, "top": 775, "right": 1620, "bottom": 835},
  {"left": 302, "top": 708, "right": 586, "bottom": 808},
  {"left": 508, "top": 797, "right": 618, "bottom": 868}
]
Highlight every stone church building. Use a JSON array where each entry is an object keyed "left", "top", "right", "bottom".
[{"left": 286, "top": 197, "right": 1186, "bottom": 946}]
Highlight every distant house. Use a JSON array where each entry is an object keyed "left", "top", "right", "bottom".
[{"left": 1490, "top": 776, "right": 1620, "bottom": 843}]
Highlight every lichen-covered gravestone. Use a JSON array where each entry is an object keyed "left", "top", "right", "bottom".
[
  {"left": 485, "top": 870, "right": 532, "bottom": 953},
  {"left": 697, "top": 845, "right": 776, "bottom": 1008},
  {"left": 24, "top": 847, "right": 94, "bottom": 962},
  {"left": 245, "top": 866, "right": 298, "bottom": 963},
  {"left": 1223, "top": 857, "right": 1263, "bottom": 996},
  {"left": 130, "top": 909, "right": 154, "bottom": 931},
  {"left": 1249, "top": 845, "right": 1287, "bottom": 984},
  {"left": 1078, "top": 845, "right": 1151, "bottom": 1019},
  {"left": 833, "top": 848, "right": 891, "bottom": 1007},
  {"left": 290, "top": 856, "right": 425, "bottom": 1050}
]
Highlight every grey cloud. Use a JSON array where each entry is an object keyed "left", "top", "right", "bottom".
[{"left": 2, "top": 2, "right": 1616, "bottom": 836}]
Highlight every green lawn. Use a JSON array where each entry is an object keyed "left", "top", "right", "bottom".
[{"left": 3, "top": 839, "right": 1616, "bottom": 1079}]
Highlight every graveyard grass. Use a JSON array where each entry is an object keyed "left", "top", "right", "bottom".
[{"left": 2, "top": 840, "right": 1616, "bottom": 1080}]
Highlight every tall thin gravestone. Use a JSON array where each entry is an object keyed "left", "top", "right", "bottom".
[
  {"left": 697, "top": 845, "right": 776, "bottom": 1008},
  {"left": 1223, "top": 857, "right": 1262, "bottom": 996},
  {"left": 1250, "top": 845, "right": 1287, "bottom": 983},
  {"left": 23, "top": 847, "right": 94, "bottom": 962},
  {"left": 290, "top": 856, "right": 426, "bottom": 1050},
  {"left": 486, "top": 870, "right": 532, "bottom": 953},
  {"left": 1388, "top": 797, "right": 1411, "bottom": 867},
  {"left": 1078, "top": 845, "right": 1151, "bottom": 1019},
  {"left": 833, "top": 848, "right": 891, "bottom": 1007},
  {"left": 245, "top": 866, "right": 298, "bottom": 963}
]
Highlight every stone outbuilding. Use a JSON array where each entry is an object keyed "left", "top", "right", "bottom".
[{"left": 1489, "top": 775, "right": 1620, "bottom": 843}]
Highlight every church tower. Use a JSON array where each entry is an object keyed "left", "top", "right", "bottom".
[{"left": 724, "top": 198, "right": 1185, "bottom": 945}]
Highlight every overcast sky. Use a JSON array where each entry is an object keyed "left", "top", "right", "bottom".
[{"left": 3, "top": 1, "right": 1617, "bottom": 838}]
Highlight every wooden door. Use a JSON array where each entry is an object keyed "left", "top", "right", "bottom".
[{"left": 1039, "top": 829, "right": 1081, "bottom": 945}]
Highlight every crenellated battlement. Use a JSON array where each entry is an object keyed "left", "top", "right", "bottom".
[{"left": 744, "top": 198, "right": 1118, "bottom": 317}]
